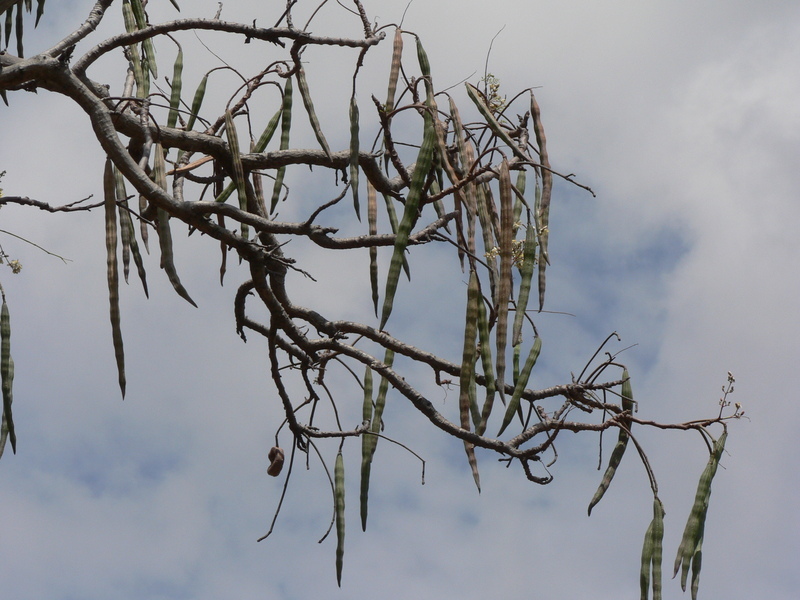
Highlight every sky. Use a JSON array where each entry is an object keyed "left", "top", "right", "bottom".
[{"left": 1, "top": 1, "right": 799, "bottom": 599}]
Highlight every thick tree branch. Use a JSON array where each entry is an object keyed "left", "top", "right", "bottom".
[
  {"left": 73, "top": 20, "right": 385, "bottom": 77},
  {"left": 0, "top": 195, "right": 104, "bottom": 212}
]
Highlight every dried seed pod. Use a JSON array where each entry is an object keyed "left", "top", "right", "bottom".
[{"left": 267, "top": 446, "right": 285, "bottom": 477}]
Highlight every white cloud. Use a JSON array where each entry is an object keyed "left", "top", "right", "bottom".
[{"left": 1, "top": 1, "right": 798, "bottom": 599}]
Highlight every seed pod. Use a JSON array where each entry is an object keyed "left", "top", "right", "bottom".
[
  {"left": 215, "top": 109, "right": 282, "bottom": 205},
  {"left": 475, "top": 295, "right": 496, "bottom": 436},
  {"left": 494, "top": 160, "right": 513, "bottom": 404},
  {"left": 348, "top": 95, "right": 360, "bottom": 219},
  {"left": 498, "top": 336, "right": 542, "bottom": 436},
  {"left": 35, "top": 0, "right": 45, "bottom": 27},
  {"left": 166, "top": 43, "right": 183, "bottom": 130},
  {"left": 385, "top": 27, "right": 403, "bottom": 113},
  {"left": 511, "top": 216, "right": 537, "bottom": 346},
  {"left": 104, "top": 159, "right": 126, "bottom": 398},
  {"left": 130, "top": 0, "right": 157, "bottom": 78},
  {"left": 531, "top": 91, "right": 553, "bottom": 311},
  {"left": 459, "top": 270, "right": 481, "bottom": 491},
  {"left": 465, "top": 82, "right": 528, "bottom": 161},
  {"left": 360, "top": 348, "right": 394, "bottom": 531},
  {"left": 640, "top": 496, "right": 665, "bottom": 600},
  {"left": 415, "top": 35, "right": 433, "bottom": 99},
  {"left": 270, "top": 76, "right": 293, "bottom": 214},
  {"left": 185, "top": 72, "right": 209, "bottom": 132},
  {"left": 0, "top": 296, "right": 15, "bottom": 455},
  {"left": 334, "top": 450, "right": 345, "bottom": 586},
  {"left": 381, "top": 193, "right": 410, "bottom": 280},
  {"left": 121, "top": 1, "right": 146, "bottom": 98},
  {"left": 153, "top": 143, "right": 197, "bottom": 307},
  {"left": 367, "top": 182, "right": 378, "bottom": 316},
  {"left": 360, "top": 365, "right": 374, "bottom": 530},
  {"left": 114, "top": 167, "right": 148, "bottom": 297},
  {"left": 14, "top": 0, "right": 23, "bottom": 57},
  {"left": 267, "top": 446, "right": 285, "bottom": 477},
  {"left": 296, "top": 65, "right": 332, "bottom": 159},
  {"left": 224, "top": 109, "right": 248, "bottom": 239},
  {"left": 379, "top": 107, "right": 436, "bottom": 329},
  {"left": 587, "top": 369, "right": 634, "bottom": 515},
  {"left": 673, "top": 430, "right": 727, "bottom": 596}
]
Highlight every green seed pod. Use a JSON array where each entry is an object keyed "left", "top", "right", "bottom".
[
  {"left": 166, "top": 44, "right": 183, "bottom": 130},
  {"left": 587, "top": 369, "right": 634, "bottom": 515},
  {"left": 0, "top": 296, "right": 15, "bottom": 454},
  {"left": 334, "top": 450, "right": 345, "bottom": 586},
  {"left": 185, "top": 72, "right": 209, "bottom": 132},
  {"left": 104, "top": 159, "right": 126, "bottom": 398},
  {"left": 379, "top": 109, "right": 436, "bottom": 329}
]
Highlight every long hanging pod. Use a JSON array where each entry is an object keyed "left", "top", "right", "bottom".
[
  {"left": 334, "top": 450, "right": 346, "bottom": 586},
  {"left": 494, "top": 160, "right": 514, "bottom": 405},
  {"left": 673, "top": 430, "right": 727, "bottom": 599},
  {"left": 530, "top": 91, "right": 553, "bottom": 311},
  {"left": 114, "top": 168, "right": 148, "bottom": 297},
  {"left": 166, "top": 41, "right": 183, "bottom": 130},
  {"left": 640, "top": 496, "right": 666, "bottom": 600},
  {"left": 152, "top": 143, "right": 197, "bottom": 307},
  {"left": 295, "top": 64, "right": 332, "bottom": 159},
  {"left": 0, "top": 288, "right": 16, "bottom": 455},
  {"left": 378, "top": 37, "right": 437, "bottom": 329},
  {"left": 270, "top": 76, "right": 293, "bottom": 214},
  {"left": 348, "top": 94, "right": 361, "bottom": 219},
  {"left": 459, "top": 269, "right": 481, "bottom": 491},
  {"left": 587, "top": 370, "right": 635, "bottom": 514},
  {"left": 224, "top": 110, "right": 249, "bottom": 239},
  {"left": 103, "top": 159, "right": 126, "bottom": 398},
  {"left": 360, "top": 348, "right": 395, "bottom": 531},
  {"left": 367, "top": 181, "right": 379, "bottom": 316}
]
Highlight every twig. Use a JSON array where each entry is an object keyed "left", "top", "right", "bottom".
[
  {"left": 0, "top": 229, "right": 71, "bottom": 263},
  {"left": 0, "top": 195, "right": 102, "bottom": 212}
]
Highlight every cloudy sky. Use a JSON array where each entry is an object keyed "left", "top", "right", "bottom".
[{"left": 1, "top": 1, "right": 798, "bottom": 599}]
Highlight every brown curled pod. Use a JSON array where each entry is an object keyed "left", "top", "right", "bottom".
[{"left": 267, "top": 447, "right": 285, "bottom": 477}]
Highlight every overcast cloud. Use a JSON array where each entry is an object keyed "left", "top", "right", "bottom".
[{"left": 1, "top": 1, "right": 798, "bottom": 599}]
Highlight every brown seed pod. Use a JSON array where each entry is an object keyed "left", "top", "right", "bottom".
[{"left": 267, "top": 446, "right": 285, "bottom": 477}]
